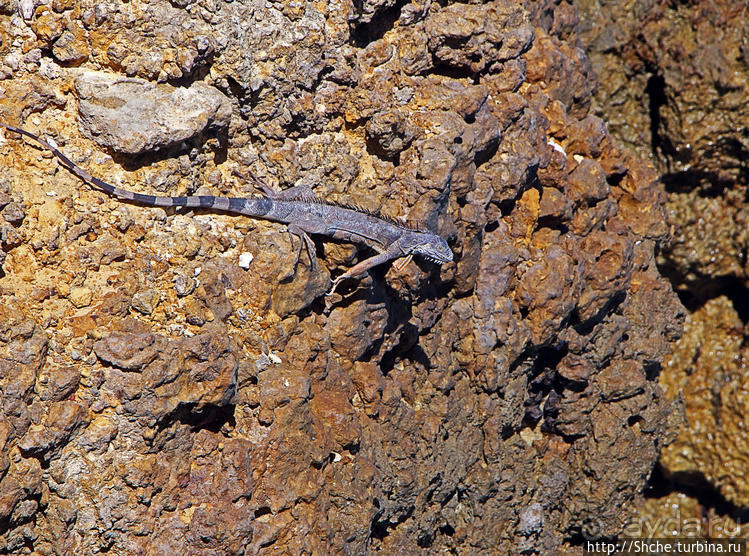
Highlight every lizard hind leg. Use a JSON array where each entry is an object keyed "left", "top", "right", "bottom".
[
  {"left": 271, "top": 184, "right": 317, "bottom": 202},
  {"left": 287, "top": 223, "right": 317, "bottom": 272},
  {"left": 233, "top": 168, "right": 276, "bottom": 197},
  {"left": 233, "top": 169, "right": 317, "bottom": 201}
]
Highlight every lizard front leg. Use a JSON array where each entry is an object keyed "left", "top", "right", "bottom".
[{"left": 327, "top": 249, "right": 401, "bottom": 295}]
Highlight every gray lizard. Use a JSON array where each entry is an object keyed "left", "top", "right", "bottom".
[{"left": 0, "top": 122, "right": 453, "bottom": 294}]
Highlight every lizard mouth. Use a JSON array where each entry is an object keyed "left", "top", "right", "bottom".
[{"left": 424, "top": 254, "right": 452, "bottom": 264}]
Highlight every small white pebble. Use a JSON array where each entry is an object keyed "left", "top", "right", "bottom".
[
  {"left": 547, "top": 137, "right": 567, "bottom": 156},
  {"left": 194, "top": 266, "right": 202, "bottom": 277},
  {"left": 19, "top": 0, "right": 35, "bottom": 20},
  {"left": 268, "top": 352, "right": 282, "bottom": 364},
  {"left": 238, "top": 251, "right": 254, "bottom": 269},
  {"left": 332, "top": 452, "right": 342, "bottom": 463}
]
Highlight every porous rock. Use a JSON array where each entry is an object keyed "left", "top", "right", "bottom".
[
  {"left": 574, "top": 0, "right": 749, "bottom": 290},
  {"left": 658, "top": 297, "right": 749, "bottom": 507},
  {"left": 575, "top": 0, "right": 749, "bottom": 529},
  {"left": 94, "top": 328, "right": 238, "bottom": 421},
  {"left": 632, "top": 491, "right": 747, "bottom": 538},
  {"left": 0, "top": 301, "right": 48, "bottom": 528}
]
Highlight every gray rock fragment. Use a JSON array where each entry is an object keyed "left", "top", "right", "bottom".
[
  {"left": 52, "top": 30, "right": 89, "bottom": 66},
  {"left": 75, "top": 71, "right": 232, "bottom": 155},
  {"left": 131, "top": 288, "right": 159, "bottom": 315},
  {"left": 18, "top": 0, "right": 37, "bottom": 20},
  {"left": 1, "top": 202, "right": 25, "bottom": 225},
  {"left": 174, "top": 274, "right": 196, "bottom": 297},
  {"left": 517, "top": 502, "right": 544, "bottom": 535}
]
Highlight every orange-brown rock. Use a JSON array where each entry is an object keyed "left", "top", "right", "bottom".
[{"left": 0, "top": 1, "right": 683, "bottom": 553}]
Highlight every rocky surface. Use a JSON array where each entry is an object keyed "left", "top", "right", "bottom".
[
  {"left": 658, "top": 297, "right": 749, "bottom": 507},
  {"left": 632, "top": 491, "right": 747, "bottom": 539},
  {"left": 0, "top": 1, "right": 683, "bottom": 553},
  {"left": 575, "top": 0, "right": 749, "bottom": 293},
  {"left": 574, "top": 0, "right": 749, "bottom": 539}
]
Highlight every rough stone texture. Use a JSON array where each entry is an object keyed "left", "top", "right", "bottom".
[
  {"left": 658, "top": 297, "right": 749, "bottom": 507},
  {"left": 629, "top": 491, "right": 748, "bottom": 538},
  {"left": 574, "top": 0, "right": 749, "bottom": 538},
  {"left": 575, "top": 1, "right": 749, "bottom": 182},
  {"left": 572, "top": 0, "right": 741, "bottom": 304},
  {"left": 575, "top": 0, "right": 749, "bottom": 291},
  {"left": 0, "top": 1, "right": 683, "bottom": 554}
]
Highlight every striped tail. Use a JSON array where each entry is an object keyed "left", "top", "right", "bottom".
[{"left": 0, "top": 122, "right": 257, "bottom": 214}]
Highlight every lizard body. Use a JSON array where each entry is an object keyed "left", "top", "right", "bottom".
[{"left": 0, "top": 122, "right": 453, "bottom": 293}]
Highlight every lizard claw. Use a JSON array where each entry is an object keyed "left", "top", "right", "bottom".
[
  {"left": 393, "top": 253, "right": 413, "bottom": 271},
  {"left": 326, "top": 275, "right": 347, "bottom": 296}
]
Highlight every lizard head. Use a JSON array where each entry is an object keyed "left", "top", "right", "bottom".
[{"left": 402, "top": 231, "right": 453, "bottom": 264}]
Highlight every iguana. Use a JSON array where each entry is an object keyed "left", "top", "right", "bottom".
[{"left": 0, "top": 122, "right": 453, "bottom": 294}]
